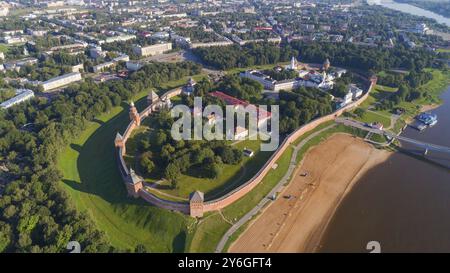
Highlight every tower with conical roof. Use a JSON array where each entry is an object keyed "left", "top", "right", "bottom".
[
  {"left": 323, "top": 58, "right": 330, "bottom": 71},
  {"left": 147, "top": 90, "right": 159, "bottom": 105},
  {"left": 114, "top": 132, "right": 126, "bottom": 154},
  {"left": 189, "top": 190, "right": 204, "bottom": 217},
  {"left": 129, "top": 101, "right": 141, "bottom": 126},
  {"left": 126, "top": 168, "right": 143, "bottom": 198}
]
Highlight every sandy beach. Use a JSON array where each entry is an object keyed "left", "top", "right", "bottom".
[{"left": 229, "top": 133, "right": 391, "bottom": 253}]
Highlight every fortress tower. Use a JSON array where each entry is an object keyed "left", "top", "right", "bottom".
[
  {"left": 323, "top": 58, "right": 331, "bottom": 71},
  {"left": 129, "top": 101, "right": 141, "bottom": 126},
  {"left": 147, "top": 90, "right": 159, "bottom": 105},
  {"left": 370, "top": 75, "right": 378, "bottom": 86},
  {"left": 126, "top": 168, "right": 143, "bottom": 198},
  {"left": 189, "top": 191, "right": 204, "bottom": 217},
  {"left": 114, "top": 132, "right": 125, "bottom": 154}
]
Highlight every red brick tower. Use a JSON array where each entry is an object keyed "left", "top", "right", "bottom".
[
  {"left": 129, "top": 101, "right": 141, "bottom": 126},
  {"left": 323, "top": 58, "right": 330, "bottom": 71},
  {"left": 147, "top": 90, "right": 159, "bottom": 106},
  {"left": 189, "top": 191, "right": 204, "bottom": 217},
  {"left": 126, "top": 168, "right": 143, "bottom": 198},
  {"left": 114, "top": 132, "right": 126, "bottom": 154},
  {"left": 370, "top": 75, "right": 378, "bottom": 85}
]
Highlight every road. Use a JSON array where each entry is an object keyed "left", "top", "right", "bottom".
[{"left": 215, "top": 124, "right": 337, "bottom": 253}]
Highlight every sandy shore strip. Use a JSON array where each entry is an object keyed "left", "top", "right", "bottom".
[{"left": 229, "top": 133, "right": 391, "bottom": 253}]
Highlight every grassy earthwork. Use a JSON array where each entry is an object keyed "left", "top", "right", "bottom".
[{"left": 57, "top": 75, "right": 206, "bottom": 252}]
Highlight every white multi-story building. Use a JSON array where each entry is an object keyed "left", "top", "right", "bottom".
[
  {"left": 92, "top": 61, "right": 116, "bottom": 73},
  {"left": 240, "top": 70, "right": 276, "bottom": 90},
  {"left": 132, "top": 43, "right": 172, "bottom": 57},
  {"left": 190, "top": 41, "right": 234, "bottom": 48},
  {"left": 104, "top": 34, "right": 136, "bottom": 44},
  {"left": 40, "top": 72, "right": 82, "bottom": 91},
  {"left": 241, "top": 68, "right": 339, "bottom": 92},
  {"left": 0, "top": 89, "right": 34, "bottom": 109}
]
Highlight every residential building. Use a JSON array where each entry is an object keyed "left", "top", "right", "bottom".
[
  {"left": 40, "top": 72, "right": 82, "bottom": 91},
  {"left": 0, "top": 89, "right": 34, "bottom": 109},
  {"left": 132, "top": 43, "right": 172, "bottom": 57}
]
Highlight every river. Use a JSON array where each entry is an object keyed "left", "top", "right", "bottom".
[
  {"left": 368, "top": 0, "right": 450, "bottom": 27},
  {"left": 319, "top": 86, "right": 450, "bottom": 252}
]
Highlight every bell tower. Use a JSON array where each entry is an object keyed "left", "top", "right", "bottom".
[{"left": 129, "top": 101, "right": 141, "bottom": 126}]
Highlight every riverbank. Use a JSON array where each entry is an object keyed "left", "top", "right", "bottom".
[{"left": 229, "top": 133, "right": 391, "bottom": 252}]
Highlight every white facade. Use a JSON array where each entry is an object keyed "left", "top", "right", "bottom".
[
  {"left": 92, "top": 61, "right": 116, "bottom": 73},
  {"left": 104, "top": 34, "right": 136, "bottom": 44},
  {"left": 1, "top": 89, "right": 34, "bottom": 109},
  {"left": 41, "top": 72, "right": 82, "bottom": 91},
  {"left": 132, "top": 43, "right": 172, "bottom": 57},
  {"left": 240, "top": 70, "right": 275, "bottom": 90},
  {"left": 349, "top": 84, "right": 363, "bottom": 100},
  {"left": 71, "top": 63, "right": 84, "bottom": 72}
]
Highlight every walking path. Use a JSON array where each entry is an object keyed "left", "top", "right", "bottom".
[
  {"left": 214, "top": 124, "right": 337, "bottom": 253},
  {"left": 144, "top": 183, "right": 188, "bottom": 201}
]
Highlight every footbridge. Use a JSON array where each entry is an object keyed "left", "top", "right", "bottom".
[{"left": 336, "top": 118, "right": 450, "bottom": 155}]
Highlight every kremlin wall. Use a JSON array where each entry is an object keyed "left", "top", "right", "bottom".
[{"left": 114, "top": 76, "right": 377, "bottom": 217}]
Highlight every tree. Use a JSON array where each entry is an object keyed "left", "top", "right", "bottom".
[
  {"left": 140, "top": 153, "right": 155, "bottom": 175},
  {"left": 354, "top": 108, "right": 366, "bottom": 118},
  {"left": 154, "top": 131, "right": 167, "bottom": 147},
  {"left": 165, "top": 163, "right": 181, "bottom": 188},
  {"left": 0, "top": 222, "right": 12, "bottom": 252},
  {"left": 134, "top": 244, "right": 147, "bottom": 253},
  {"left": 219, "top": 146, "right": 242, "bottom": 165}
]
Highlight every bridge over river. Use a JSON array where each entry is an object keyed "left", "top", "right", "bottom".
[{"left": 336, "top": 118, "right": 450, "bottom": 155}]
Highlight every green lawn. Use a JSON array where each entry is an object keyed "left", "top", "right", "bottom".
[
  {"left": 149, "top": 139, "right": 273, "bottom": 200},
  {"left": 358, "top": 84, "right": 398, "bottom": 110},
  {"left": 437, "top": 48, "right": 450, "bottom": 53},
  {"left": 0, "top": 44, "right": 8, "bottom": 53},
  {"left": 57, "top": 77, "right": 205, "bottom": 252},
  {"left": 356, "top": 110, "right": 391, "bottom": 128}
]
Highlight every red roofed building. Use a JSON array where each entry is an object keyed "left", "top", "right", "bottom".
[{"left": 209, "top": 91, "right": 271, "bottom": 128}]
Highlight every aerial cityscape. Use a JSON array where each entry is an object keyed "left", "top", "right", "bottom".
[{"left": 0, "top": 0, "right": 449, "bottom": 259}]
